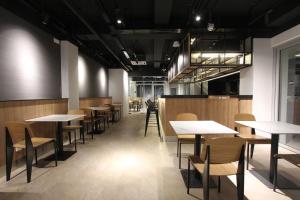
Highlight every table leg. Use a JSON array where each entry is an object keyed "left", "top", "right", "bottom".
[
  {"left": 194, "top": 134, "right": 202, "bottom": 178},
  {"left": 269, "top": 134, "right": 279, "bottom": 182},
  {"left": 194, "top": 134, "right": 201, "bottom": 156},
  {"left": 57, "top": 122, "right": 63, "bottom": 154}
]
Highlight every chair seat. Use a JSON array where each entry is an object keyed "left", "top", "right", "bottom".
[
  {"left": 177, "top": 134, "right": 195, "bottom": 140},
  {"left": 13, "top": 137, "right": 54, "bottom": 149},
  {"left": 63, "top": 125, "right": 82, "bottom": 130},
  {"left": 238, "top": 134, "right": 271, "bottom": 144},
  {"left": 190, "top": 156, "right": 238, "bottom": 176},
  {"left": 277, "top": 154, "right": 300, "bottom": 167}
]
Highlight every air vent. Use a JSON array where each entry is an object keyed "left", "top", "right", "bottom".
[{"left": 130, "top": 61, "right": 147, "bottom": 65}]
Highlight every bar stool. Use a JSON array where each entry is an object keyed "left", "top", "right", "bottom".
[{"left": 144, "top": 100, "right": 161, "bottom": 140}]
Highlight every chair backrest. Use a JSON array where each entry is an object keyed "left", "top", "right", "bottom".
[
  {"left": 234, "top": 113, "right": 255, "bottom": 128},
  {"left": 68, "top": 109, "right": 84, "bottom": 115},
  {"left": 4, "top": 121, "right": 33, "bottom": 144},
  {"left": 176, "top": 113, "right": 198, "bottom": 121},
  {"left": 81, "top": 108, "right": 93, "bottom": 119},
  {"left": 200, "top": 137, "right": 245, "bottom": 164}
]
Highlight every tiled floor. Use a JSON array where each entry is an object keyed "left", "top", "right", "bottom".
[{"left": 0, "top": 113, "right": 299, "bottom": 200}]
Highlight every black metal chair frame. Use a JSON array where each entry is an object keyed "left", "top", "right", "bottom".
[{"left": 6, "top": 127, "right": 57, "bottom": 183}]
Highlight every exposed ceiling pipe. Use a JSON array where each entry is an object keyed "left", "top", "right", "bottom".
[{"left": 62, "top": 0, "right": 130, "bottom": 71}]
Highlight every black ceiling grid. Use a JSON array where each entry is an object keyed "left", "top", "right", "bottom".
[{"left": 0, "top": 0, "right": 299, "bottom": 75}]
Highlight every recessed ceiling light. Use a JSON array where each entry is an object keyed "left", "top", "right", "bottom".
[
  {"left": 167, "top": 57, "right": 171, "bottom": 61},
  {"left": 117, "top": 19, "right": 122, "bottom": 24},
  {"left": 195, "top": 15, "right": 201, "bottom": 22}
]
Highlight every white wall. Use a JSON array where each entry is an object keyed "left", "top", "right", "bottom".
[
  {"left": 61, "top": 41, "right": 79, "bottom": 110},
  {"left": 109, "top": 69, "right": 129, "bottom": 117},
  {"left": 252, "top": 38, "right": 275, "bottom": 123},
  {"left": 239, "top": 67, "right": 253, "bottom": 95}
]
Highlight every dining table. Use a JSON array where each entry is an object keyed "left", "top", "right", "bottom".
[
  {"left": 169, "top": 120, "right": 238, "bottom": 187},
  {"left": 235, "top": 120, "right": 300, "bottom": 183},
  {"left": 26, "top": 114, "right": 85, "bottom": 160}
]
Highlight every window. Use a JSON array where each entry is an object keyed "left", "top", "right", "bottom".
[{"left": 279, "top": 43, "right": 300, "bottom": 150}]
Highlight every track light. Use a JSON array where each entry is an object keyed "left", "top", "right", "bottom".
[
  {"left": 117, "top": 19, "right": 122, "bottom": 24},
  {"left": 195, "top": 15, "right": 201, "bottom": 22}
]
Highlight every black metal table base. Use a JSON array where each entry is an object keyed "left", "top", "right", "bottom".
[
  {"left": 180, "top": 169, "right": 216, "bottom": 188},
  {"left": 45, "top": 151, "right": 76, "bottom": 161}
]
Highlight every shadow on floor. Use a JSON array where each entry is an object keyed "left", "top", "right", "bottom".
[{"left": 0, "top": 192, "right": 42, "bottom": 200}]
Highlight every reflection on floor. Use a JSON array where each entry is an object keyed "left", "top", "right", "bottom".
[{"left": 0, "top": 113, "right": 300, "bottom": 200}]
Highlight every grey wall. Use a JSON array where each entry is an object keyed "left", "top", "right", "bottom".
[
  {"left": 0, "top": 7, "right": 61, "bottom": 101},
  {"left": 78, "top": 53, "right": 109, "bottom": 98}
]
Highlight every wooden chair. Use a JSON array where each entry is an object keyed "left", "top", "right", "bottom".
[
  {"left": 81, "top": 108, "right": 96, "bottom": 139},
  {"left": 5, "top": 122, "right": 57, "bottom": 183},
  {"left": 176, "top": 113, "right": 198, "bottom": 169},
  {"left": 63, "top": 109, "right": 84, "bottom": 147},
  {"left": 187, "top": 137, "right": 245, "bottom": 200},
  {"left": 234, "top": 113, "right": 271, "bottom": 169},
  {"left": 273, "top": 153, "right": 300, "bottom": 191}
]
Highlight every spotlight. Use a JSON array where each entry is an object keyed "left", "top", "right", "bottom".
[
  {"left": 117, "top": 19, "right": 122, "bottom": 24},
  {"left": 195, "top": 15, "right": 201, "bottom": 22}
]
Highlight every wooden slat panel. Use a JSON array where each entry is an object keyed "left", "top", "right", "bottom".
[
  {"left": 79, "top": 97, "right": 112, "bottom": 108},
  {"left": 239, "top": 100, "right": 252, "bottom": 114},
  {"left": 159, "top": 98, "right": 250, "bottom": 136}
]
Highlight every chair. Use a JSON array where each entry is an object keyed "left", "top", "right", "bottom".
[
  {"left": 187, "top": 137, "right": 245, "bottom": 200},
  {"left": 63, "top": 109, "right": 84, "bottom": 147},
  {"left": 5, "top": 122, "right": 57, "bottom": 183},
  {"left": 144, "top": 100, "right": 161, "bottom": 140},
  {"left": 273, "top": 153, "right": 300, "bottom": 191},
  {"left": 176, "top": 113, "right": 198, "bottom": 169},
  {"left": 81, "top": 108, "right": 96, "bottom": 139},
  {"left": 234, "top": 113, "right": 271, "bottom": 169}
]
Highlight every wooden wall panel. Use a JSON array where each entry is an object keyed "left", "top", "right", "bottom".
[
  {"left": 79, "top": 97, "right": 112, "bottom": 108},
  {"left": 0, "top": 99, "right": 68, "bottom": 167},
  {"left": 159, "top": 98, "right": 252, "bottom": 137},
  {"left": 239, "top": 100, "right": 252, "bottom": 114}
]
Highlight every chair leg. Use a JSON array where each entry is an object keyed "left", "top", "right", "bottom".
[
  {"left": 177, "top": 139, "right": 179, "bottom": 157},
  {"left": 155, "top": 110, "right": 161, "bottom": 139},
  {"left": 35, "top": 149, "right": 38, "bottom": 166},
  {"left": 273, "top": 155, "right": 278, "bottom": 191},
  {"left": 203, "top": 170, "right": 210, "bottom": 200},
  {"left": 54, "top": 141, "right": 58, "bottom": 166},
  {"left": 179, "top": 142, "right": 182, "bottom": 169},
  {"left": 144, "top": 110, "right": 150, "bottom": 137},
  {"left": 91, "top": 123, "right": 94, "bottom": 140},
  {"left": 250, "top": 144, "right": 255, "bottom": 158},
  {"left": 6, "top": 146, "right": 13, "bottom": 181},
  {"left": 236, "top": 173, "right": 244, "bottom": 200},
  {"left": 218, "top": 176, "right": 221, "bottom": 193},
  {"left": 246, "top": 143, "right": 250, "bottom": 170},
  {"left": 187, "top": 158, "right": 191, "bottom": 194},
  {"left": 74, "top": 131, "right": 77, "bottom": 152},
  {"left": 26, "top": 147, "right": 34, "bottom": 183},
  {"left": 68, "top": 132, "right": 72, "bottom": 144}
]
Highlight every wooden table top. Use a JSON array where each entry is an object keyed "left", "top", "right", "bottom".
[
  {"left": 26, "top": 114, "right": 85, "bottom": 122},
  {"left": 169, "top": 120, "right": 238, "bottom": 135},
  {"left": 235, "top": 121, "right": 300, "bottom": 134}
]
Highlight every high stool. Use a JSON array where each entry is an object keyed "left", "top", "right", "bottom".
[{"left": 144, "top": 101, "right": 161, "bottom": 140}]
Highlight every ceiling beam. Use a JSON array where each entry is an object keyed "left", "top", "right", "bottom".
[{"left": 62, "top": 0, "right": 129, "bottom": 71}]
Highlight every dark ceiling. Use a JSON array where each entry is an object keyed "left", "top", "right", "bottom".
[{"left": 1, "top": 0, "right": 300, "bottom": 75}]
